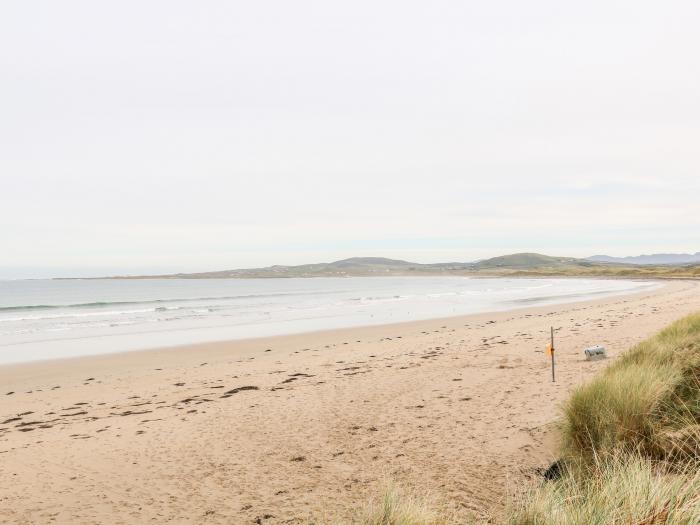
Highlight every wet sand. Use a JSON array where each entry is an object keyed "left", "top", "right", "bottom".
[{"left": 1, "top": 280, "right": 698, "bottom": 524}]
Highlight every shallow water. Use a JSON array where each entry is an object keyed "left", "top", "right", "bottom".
[{"left": 0, "top": 276, "right": 657, "bottom": 364}]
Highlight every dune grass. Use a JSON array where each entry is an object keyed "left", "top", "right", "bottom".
[
  {"left": 313, "top": 483, "right": 453, "bottom": 525},
  {"left": 508, "top": 454, "right": 700, "bottom": 525},
  {"left": 561, "top": 312, "right": 700, "bottom": 463},
  {"left": 354, "top": 484, "right": 447, "bottom": 525}
]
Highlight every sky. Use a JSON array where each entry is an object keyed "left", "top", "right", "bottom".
[{"left": 1, "top": 1, "right": 699, "bottom": 278}]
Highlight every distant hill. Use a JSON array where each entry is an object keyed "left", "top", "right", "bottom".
[
  {"left": 325, "top": 257, "right": 415, "bottom": 268},
  {"left": 587, "top": 252, "right": 700, "bottom": 265},
  {"left": 86, "top": 253, "right": 700, "bottom": 280},
  {"left": 119, "top": 257, "right": 475, "bottom": 279},
  {"left": 472, "top": 253, "right": 585, "bottom": 269}
]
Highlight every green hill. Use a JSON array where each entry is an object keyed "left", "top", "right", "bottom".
[
  {"left": 473, "top": 253, "right": 584, "bottom": 269},
  {"left": 87, "top": 254, "right": 700, "bottom": 280}
]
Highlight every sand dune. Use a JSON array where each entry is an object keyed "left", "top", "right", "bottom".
[{"left": 1, "top": 280, "right": 699, "bottom": 524}]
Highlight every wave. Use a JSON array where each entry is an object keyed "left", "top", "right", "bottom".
[
  {"left": 0, "top": 290, "right": 337, "bottom": 313},
  {"left": 506, "top": 287, "right": 642, "bottom": 304},
  {"left": 0, "top": 307, "right": 164, "bottom": 323}
]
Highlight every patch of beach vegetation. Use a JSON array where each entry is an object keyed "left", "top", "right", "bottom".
[
  {"left": 561, "top": 312, "right": 700, "bottom": 463},
  {"left": 508, "top": 453, "right": 700, "bottom": 525},
  {"left": 313, "top": 483, "right": 456, "bottom": 525}
]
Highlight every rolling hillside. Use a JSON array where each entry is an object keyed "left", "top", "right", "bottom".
[{"left": 95, "top": 253, "right": 700, "bottom": 280}]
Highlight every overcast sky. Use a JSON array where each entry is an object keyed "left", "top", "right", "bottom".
[{"left": 1, "top": 1, "right": 699, "bottom": 278}]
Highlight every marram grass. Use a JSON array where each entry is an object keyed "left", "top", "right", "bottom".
[
  {"left": 508, "top": 454, "right": 700, "bottom": 525},
  {"left": 354, "top": 484, "right": 447, "bottom": 525},
  {"left": 561, "top": 312, "right": 700, "bottom": 462},
  {"left": 312, "top": 483, "right": 455, "bottom": 525}
]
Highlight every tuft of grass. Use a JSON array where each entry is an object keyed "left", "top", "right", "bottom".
[
  {"left": 354, "top": 484, "right": 445, "bottom": 525},
  {"left": 313, "top": 483, "right": 458, "bottom": 525},
  {"left": 508, "top": 454, "right": 700, "bottom": 525}
]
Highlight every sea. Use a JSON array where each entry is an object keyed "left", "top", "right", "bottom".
[{"left": 0, "top": 276, "right": 658, "bottom": 364}]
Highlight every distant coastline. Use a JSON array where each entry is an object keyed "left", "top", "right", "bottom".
[{"left": 58, "top": 253, "right": 700, "bottom": 280}]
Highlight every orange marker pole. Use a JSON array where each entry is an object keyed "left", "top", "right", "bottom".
[{"left": 550, "top": 326, "right": 555, "bottom": 382}]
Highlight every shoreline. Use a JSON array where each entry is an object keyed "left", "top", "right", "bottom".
[
  {"left": 0, "top": 279, "right": 663, "bottom": 377},
  {"left": 1, "top": 280, "right": 699, "bottom": 523},
  {"left": 0, "top": 277, "right": 661, "bottom": 370}
]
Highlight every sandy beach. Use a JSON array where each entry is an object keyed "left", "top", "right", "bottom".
[{"left": 1, "top": 280, "right": 699, "bottom": 524}]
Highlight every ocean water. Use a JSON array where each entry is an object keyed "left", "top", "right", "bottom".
[{"left": 0, "top": 277, "right": 657, "bottom": 364}]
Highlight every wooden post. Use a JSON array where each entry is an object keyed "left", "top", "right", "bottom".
[{"left": 550, "top": 326, "right": 555, "bottom": 382}]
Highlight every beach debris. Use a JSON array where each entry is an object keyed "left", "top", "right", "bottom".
[
  {"left": 111, "top": 410, "right": 153, "bottom": 417},
  {"left": 220, "top": 386, "right": 259, "bottom": 398},
  {"left": 16, "top": 420, "right": 46, "bottom": 427},
  {"left": 539, "top": 459, "right": 564, "bottom": 481},
  {"left": 584, "top": 345, "right": 607, "bottom": 360}
]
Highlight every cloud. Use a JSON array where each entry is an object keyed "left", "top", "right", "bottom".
[{"left": 1, "top": 1, "right": 699, "bottom": 278}]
